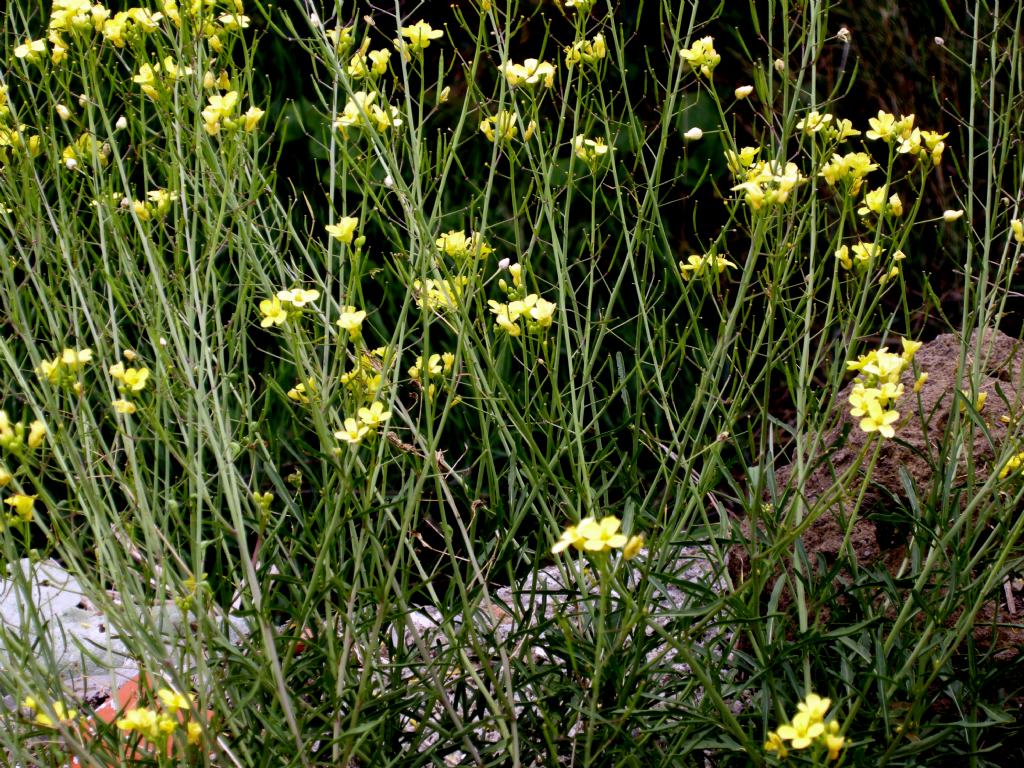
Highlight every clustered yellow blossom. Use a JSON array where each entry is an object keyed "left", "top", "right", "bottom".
[
  {"left": 347, "top": 45, "right": 392, "bottom": 79},
  {"left": 333, "top": 91, "right": 403, "bottom": 137},
  {"left": 564, "top": 33, "right": 606, "bottom": 67},
  {"left": 36, "top": 347, "right": 92, "bottom": 393},
  {"left": 764, "top": 693, "right": 845, "bottom": 761},
  {"left": 679, "top": 36, "right": 720, "bottom": 78},
  {"left": 202, "top": 90, "right": 264, "bottom": 135},
  {"left": 866, "top": 111, "right": 947, "bottom": 165},
  {"left": 133, "top": 56, "right": 193, "bottom": 99},
  {"left": 61, "top": 133, "right": 110, "bottom": 171},
  {"left": 562, "top": 0, "right": 596, "bottom": 11},
  {"left": 845, "top": 338, "right": 921, "bottom": 439},
  {"left": 116, "top": 686, "right": 202, "bottom": 747},
  {"left": 129, "top": 189, "right": 178, "bottom": 221},
  {"left": 835, "top": 241, "right": 905, "bottom": 284},
  {"left": 327, "top": 25, "right": 355, "bottom": 54},
  {"left": 480, "top": 109, "right": 536, "bottom": 143},
  {"left": 796, "top": 110, "right": 860, "bottom": 142},
  {"left": 259, "top": 287, "right": 321, "bottom": 328},
  {"left": 32, "top": 0, "right": 251, "bottom": 68},
  {"left": 1000, "top": 450, "right": 1024, "bottom": 480},
  {"left": 857, "top": 186, "right": 904, "bottom": 218},
  {"left": 819, "top": 151, "right": 878, "bottom": 194},
  {"left": 729, "top": 155, "right": 807, "bottom": 211},
  {"left": 340, "top": 346, "right": 389, "bottom": 399},
  {"left": 398, "top": 20, "right": 443, "bottom": 56},
  {"left": 287, "top": 377, "right": 317, "bottom": 404},
  {"left": 413, "top": 277, "right": 470, "bottom": 312},
  {"left": 0, "top": 87, "right": 44, "bottom": 166},
  {"left": 0, "top": 410, "right": 47, "bottom": 454},
  {"left": 502, "top": 58, "right": 556, "bottom": 88},
  {"left": 22, "top": 696, "right": 77, "bottom": 727},
  {"left": 436, "top": 230, "right": 493, "bottom": 261},
  {"left": 109, "top": 362, "right": 151, "bottom": 392},
  {"left": 334, "top": 400, "right": 391, "bottom": 446},
  {"left": 551, "top": 515, "right": 643, "bottom": 558},
  {"left": 336, "top": 305, "right": 367, "bottom": 339},
  {"left": 4, "top": 494, "right": 37, "bottom": 525},
  {"left": 572, "top": 135, "right": 612, "bottom": 171},
  {"left": 487, "top": 263, "right": 556, "bottom": 338},
  {"left": 408, "top": 351, "right": 457, "bottom": 402},
  {"left": 679, "top": 253, "right": 737, "bottom": 281}
]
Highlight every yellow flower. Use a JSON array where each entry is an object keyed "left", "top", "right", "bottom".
[
  {"left": 480, "top": 110, "right": 535, "bottom": 143},
  {"left": 156, "top": 688, "right": 191, "bottom": 714},
  {"left": 28, "top": 700, "right": 77, "bottom": 727},
  {"left": 436, "top": 230, "right": 493, "bottom": 260},
  {"left": 725, "top": 146, "right": 761, "bottom": 175},
  {"left": 369, "top": 49, "right": 391, "bottom": 76},
  {"left": 502, "top": 58, "right": 556, "bottom": 88},
  {"left": 259, "top": 296, "right": 289, "bottom": 327},
  {"left": 326, "top": 216, "right": 359, "bottom": 244},
  {"left": 116, "top": 706, "right": 162, "bottom": 740},
  {"left": 201, "top": 91, "right": 239, "bottom": 135},
  {"left": 112, "top": 399, "right": 137, "bottom": 414},
  {"left": 27, "top": 420, "right": 46, "bottom": 449},
  {"left": 848, "top": 383, "right": 878, "bottom": 418},
  {"left": 529, "top": 298, "right": 557, "bottom": 329},
  {"left": 866, "top": 110, "right": 899, "bottom": 141},
  {"left": 859, "top": 398, "right": 899, "bottom": 438},
  {"left": 400, "top": 20, "right": 443, "bottom": 53},
  {"left": 943, "top": 209, "right": 964, "bottom": 222},
  {"left": 243, "top": 106, "right": 265, "bottom": 132},
  {"left": 796, "top": 110, "right": 833, "bottom": 135},
  {"left": 796, "top": 693, "right": 831, "bottom": 723},
  {"left": 14, "top": 38, "right": 47, "bottom": 63},
  {"left": 764, "top": 730, "right": 788, "bottom": 758},
  {"left": 564, "top": 33, "right": 606, "bottom": 66},
  {"left": 572, "top": 135, "right": 612, "bottom": 169},
  {"left": 623, "top": 534, "right": 644, "bottom": 560},
  {"left": 287, "top": 378, "right": 316, "bottom": 403},
  {"left": 857, "top": 187, "right": 903, "bottom": 217},
  {"left": 1011, "top": 219, "right": 1024, "bottom": 244},
  {"left": 0, "top": 466, "right": 12, "bottom": 487},
  {"left": 277, "top": 288, "right": 321, "bottom": 307},
  {"left": 5, "top": 494, "right": 37, "bottom": 523},
  {"left": 335, "top": 418, "right": 369, "bottom": 445},
  {"left": 551, "top": 516, "right": 594, "bottom": 554},
  {"left": 824, "top": 723, "right": 845, "bottom": 760},
  {"left": 61, "top": 347, "right": 93, "bottom": 369},
  {"left": 679, "top": 253, "right": 737, "bottom": 281},
  {"left": 776, "top": 711, "right": 825, "bottom": 749},
  {"left": 187, "top": 721, "right": 202, "bottom": 745},
  {"left": 120, "top": 367, "right": 150, "bottom": 392},
  {"left": 679, "top": 36, "right": 720, "bottom": 77},
  {"left": 336, "top": 306, "right": 367, "bottom": 338},
  {"left": 357, "top": 401, "right": 391, "bottom": 428},
  {"left": 1000, "top": 451, "right": 1024, "bottom": 480},
  {"left": 577, "top": 515, "right": 629, "bottom": 552}
]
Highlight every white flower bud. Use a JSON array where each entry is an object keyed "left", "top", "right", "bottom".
[
  {"left": 115, "top": 115, "right": 128, "bottom": 130},
  {"left": 64, "top": 158, "right": 78, "bottom": 170},
  {"left": 734, "top": 85, "right": 753, "bottom": 99},
  {"left": 498, "top": 257, "right": 511, "bottom": 270},
  {"left": 683, "top": 126, "right": 703, "bottom": 141},
  {"left": 55, "top": 104, "right": 71, "bottom": 121}
]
